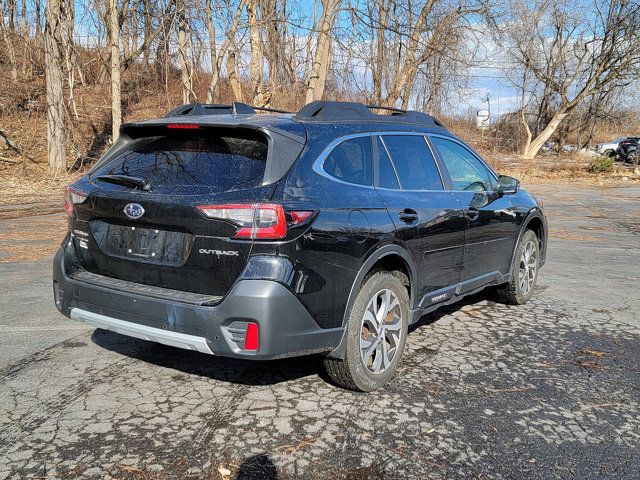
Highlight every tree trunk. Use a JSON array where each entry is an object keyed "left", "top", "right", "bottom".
[
  {"left": 381, "top": 0, "right": 437, "bottom": 107},
  {"left": 372, "top": 0, "right": 388, "bottom": 104},
  {"left": 523, "top": 111, "right": 568, "bottom": 159},
  {"left": 247, "top": 0, "right": 262, "bottom": 94},
  {"left": 177, "top": 0, "right": 194, "bottom": 104},
  {"left": 143, "top": 0, "right": 151, "bottom": 66},
  {"left": 226, "top": 42, "right": 243, "bottom": 101},
  {"left": 8, "top": 0, "right": 16, "bottom": 31},
  {"left": 45, "top": 0, "right": 66, "bottom": 173},
  {"left": 21, "top": 0, "right": 27, "bottom": 36},
  {"left": 305, "top": 0, "right": 339, "bottom": 103},
  {"left": 109, "top": 0, "right": 122, "bottom": 142},
  {"left": 205, "top": 0, "right": 245, "bottom": 103},
  {"left": 426, "top": 57, "right": 443, "bottom": 116},
  {"left": 204, "top": 0, "right": 219, "bottom": 103},
  {"left": 261, "top": 0, "right": 281, "bottom": 88},
  {"left": 519, "top": 71, "right": 532, "bottom": 157},
  {"left": 131, "top": 0, "right": 138, "bottom": 60},
  {"left": 63, "top": 0, "right": 79, "bottom": 119},
  {"left": 0, "top": 9, "right": 18, "bottom": 83},
  {"left": 35, "top": 0, "right": 42, "bottom": 37},
  {"left": 122, "top": 0, "right": 131, "bottom": 59}
]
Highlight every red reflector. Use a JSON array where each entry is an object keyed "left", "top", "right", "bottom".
[
  {"left": 166, "top": 123, "right": 201, "bottom": 129},
  {"left": 290, "top": 210, "right": 313, "bottom": 224},
  {"left": 244, "top": 322, "right": 259, "bottom": 351}
]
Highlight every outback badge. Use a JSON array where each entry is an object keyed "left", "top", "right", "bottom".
[{"left": 124, "top": 203, "right": 145, "bottom": 219}]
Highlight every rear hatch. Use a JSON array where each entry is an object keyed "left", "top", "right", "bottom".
[{"left": 67, "top": 123, "right": 302, "bottom": 302}]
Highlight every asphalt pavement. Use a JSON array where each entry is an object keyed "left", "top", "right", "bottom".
[{"left": 0, "top": 184, "right": 639, "bottom": 479}]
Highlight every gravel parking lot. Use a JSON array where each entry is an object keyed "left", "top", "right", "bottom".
[{"left": 1, "top": 184, "right": 639, "bottom": 480}]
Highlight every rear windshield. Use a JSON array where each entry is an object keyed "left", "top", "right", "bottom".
[{"left": 91, "top": 132, "right": 268, "bottom": 194}]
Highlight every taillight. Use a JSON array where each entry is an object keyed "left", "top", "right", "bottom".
[
  {"left": 64, "top": 186, "right": 88, "bottom": 217},
  {"left": 197, "top": 203, "right": 287, "bottom": 239},
  {"left": 197, "top": 203, "right": 315, "bottom": 240}
]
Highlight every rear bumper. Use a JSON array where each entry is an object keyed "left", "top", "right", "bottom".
[{"left": 53, "top": 247, "right": 342, "bottom": 360}]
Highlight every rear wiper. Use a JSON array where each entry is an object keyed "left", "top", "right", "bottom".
[{"left": 96, "top": 174, "right": 151, "bottom": 191}]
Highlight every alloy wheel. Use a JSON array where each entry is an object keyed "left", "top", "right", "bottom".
[
  {"left": 518, "top": 240, "right": 538, "bottom": 295},
  {"left": 360, "top": 289, "right": 403, "bottom": 374}
]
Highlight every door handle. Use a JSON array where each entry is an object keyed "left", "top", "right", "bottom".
[
  {"left": 465, "top": 208, "right": 480, "bottom": 221},
  {"left": 398, "top": 209, "right": 418, "bottom": 223}
]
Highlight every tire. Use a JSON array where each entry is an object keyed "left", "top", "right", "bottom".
[
  {"left": 604, "top": 149, "right": 615, "bottom": 158},
  {"left": 323, "top": 271, "right": 410, "bottom": 391},
  {"left": 492, "top": 229, "right": 540, "bottom": 305}
]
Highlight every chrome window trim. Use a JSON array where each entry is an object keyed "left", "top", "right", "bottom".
[{"left": 313, "top": 131, "right": 448, "bottom": 192}]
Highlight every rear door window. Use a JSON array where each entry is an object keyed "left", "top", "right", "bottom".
[
  {"left": 323, "top": 136, "right": 373, "bottom": 186},
  {"left": 381, "top": 135, "right": 443, "bottom": 190},
  {"left": 91, "top": 132, "right": 268, "bottom": 194}
]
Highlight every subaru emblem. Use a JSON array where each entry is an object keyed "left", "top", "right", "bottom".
[{"left": 124, "top": 203, "right": 145, "bottom": 219}]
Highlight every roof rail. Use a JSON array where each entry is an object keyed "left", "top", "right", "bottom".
[
  {"left": 165, "top": 102, "right": 291, "bottom": 117},
  {"left": 293, "top": 101, "right": 445, "bottom": 128}
]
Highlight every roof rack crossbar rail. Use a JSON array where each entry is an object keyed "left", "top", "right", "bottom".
[
  {"left": 165, "top": 102, "right": 292, "bottom": 117},
  {"left": 252, "top": 105, "right": 292, "bottom": 114},
  {"left": 364, "top": 104, "right": 407, "bottom": 114},
  {"left": 293, "top": 101, "right": 445, "bottom": 128}
]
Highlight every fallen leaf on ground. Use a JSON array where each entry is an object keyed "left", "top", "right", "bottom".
[
  {"left": 592, "top": 308, "right": 613, "bottom": 314},
  {"left": 577, "top": 349, "right": 607, "bottom": 357}
]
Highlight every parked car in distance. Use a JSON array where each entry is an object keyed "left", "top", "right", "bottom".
[
  {"left": 53, "top": 101, "right": 548, "bottom": 391},
  {"left": 597, "top": 137, "right": 628, "bottom": 157},
  {"left": 616, "top": 137, "right": 640, "bottom": 162}
]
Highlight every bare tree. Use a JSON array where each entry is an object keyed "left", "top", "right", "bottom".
[
  {"left": 504, "top": 0, "right": 640, "bottom": 159},
  {"left": 227, "top": 36, "right": 244, "bottom": 101},
  {"left": 45, "top": 0, "right": 66, "bottom": 172},
  {"left": 62, "top": 0, "right": 80, "bottom": 119},
  {"left": 204, "top": 0, "right": 245, "bottom": 103},
  {"left": 247, "top": 0, "right": 263, "bottom": 96},
  {"left": 35, "top": 0, "right": 42, "bottom": 37},
  {"left": 110, "top": 0, "right": 122, "bottom": 142},
  {"left": 177, "top": 0, "right": 195, "bottom": 103},
  {"left": 0, "top": 0, "right": 18, "bottom": 82},
  {"left": 306, "top": 0, "right": 340, "bottom": 103},
  {"left": 7, "top": 0, "right": 16, "bottom": 31}
]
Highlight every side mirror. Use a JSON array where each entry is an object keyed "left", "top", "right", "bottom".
[{"left": 499, "top": 175, "right": 519, "bottom": 195}]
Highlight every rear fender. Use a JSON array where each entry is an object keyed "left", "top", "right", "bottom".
[{"left": 327, "top": 244, "right": 416, "bottom": 359}]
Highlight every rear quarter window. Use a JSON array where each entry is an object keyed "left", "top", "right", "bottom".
[
  {"left": 323, "top": 136, "right": 373, "bottom": 186},
  {"left": 91, "top": 132, "right": 268, "bottom": 194}
]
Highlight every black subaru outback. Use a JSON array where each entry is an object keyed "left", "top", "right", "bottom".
[{"left": 53, "top": 101, "right": 547, "bottom": 391}]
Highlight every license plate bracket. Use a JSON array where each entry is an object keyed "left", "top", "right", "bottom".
[{"left": 99, "top": 223, "right": 191, "bottom": 266}]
